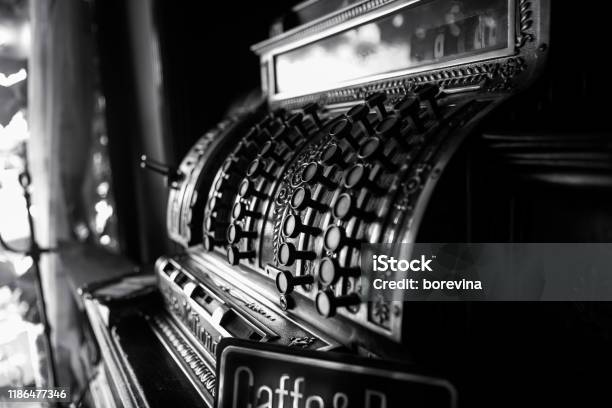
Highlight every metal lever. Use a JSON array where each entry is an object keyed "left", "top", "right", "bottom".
[{"left": 140, "top": 154, "right": 183, "bottom": 188}]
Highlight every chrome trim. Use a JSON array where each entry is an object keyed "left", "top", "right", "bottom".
[
  {"left": 252, "top": 0, "right": 398, "bottom": 53},
  {"left": 83, "top": 296, "right": 149, "bottom": 408},
  {"left": 164, "top": 257, "right": 278, "bottom": 341},
  {"left": 292, "top": 0, "right": 339, "bottom": 13},
  {"left": 148, "top": 314, "right": 215, "bottom": 406},
  {"left": 441, "top": 83, "right": 485, "bottom": 94},
  {"left": 188, "top": 251, "right": 340, "bottom": 351}
]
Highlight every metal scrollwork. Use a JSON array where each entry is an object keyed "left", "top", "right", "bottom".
[
  {"left": 371, "top": 296, "right": 391, "bottom": 326},
  {"left": 288, "top": 336, "right": 316, "bottom": 348},
  {"left": 515, "top": 0, "right": 535, "bottom": 49}
]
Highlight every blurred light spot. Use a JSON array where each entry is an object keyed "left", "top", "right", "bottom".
[
  {"left": 93, "top": 152, "right": 102, "bottom": 167},
  {"left": 74, "top": 222, "right": 89, "bottom": 241},
  {"left": 96, "top": 181, "right": 109, "bottom": 197},
  {"left": 392, "top": 14, "right": 404, "bottom": 28},
  {"left": 357, "top": 23, "right": 381, "bottom": 44},
  {"left": 0, "top": 111, "right": 29, "bottom": 151},
  {"left": 0, "top": 69, "right": 27, "bottom": 87},
  {"left": 14, "top": 256, "right": 32, "bottom": 277},
  {"left": 100, "top": 235, "right": 111, "bottom": 245},
  {"left": 0, "top": 25, "right": 10, "bottom": 47},
  {"left": 94, "top": 200, "right": 113, "bottom": 233},
  {"left": 0, "top": 169, "right": 29, "bottom": 241},
  {"left": 96, "top": 95, "right": 106, "bottom": 110}
]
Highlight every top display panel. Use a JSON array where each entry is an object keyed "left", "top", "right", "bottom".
[{"left": 274, "top": 0, "right": 512, "bottom": 97}]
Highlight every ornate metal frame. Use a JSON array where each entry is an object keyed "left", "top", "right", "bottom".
[{"left": 252, "top": 0, "right": 548, "bottom": 109}]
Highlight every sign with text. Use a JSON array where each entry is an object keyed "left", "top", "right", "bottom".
[{"left": 215, "top": 339, "right": 456, "bottom": 408}]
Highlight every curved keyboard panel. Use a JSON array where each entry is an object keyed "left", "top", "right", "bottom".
[{"left": 197, "top": 85, "right": 497, "bottom": 340}]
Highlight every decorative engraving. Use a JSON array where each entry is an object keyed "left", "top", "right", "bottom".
[
  {"left": 288, "top": 336, "right": 316, "bottom": 348},
  {"left": 271, "top": 194, "right": 289, "bottom": 264},
  {"left": 488, "top": 57, "right": 527, "bottom": 91},
  {"left": 274, "top": 60, "right": 504, "bottom": 110},
  {"left": 515, "top": 0, "right": 535, "bottom": 48},
  {"left": 218, "top": 285, "right": 277, "bottom": 322},
  {"left": 244, "top": 302, "right": 277, "bottom": 321},
  {"left": 371, "top": 296, "right": 391, "bottom": 326}
]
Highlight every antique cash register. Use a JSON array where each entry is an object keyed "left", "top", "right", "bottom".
[
  {"left": 150, "top": 0, "right": 552, "bottom": 405},
  {"left": 86, "top": 0, "right": 612, "bottom": 406}
]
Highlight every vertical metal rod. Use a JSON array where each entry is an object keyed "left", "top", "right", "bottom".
[{"left": 19, "top": 170, "right": 58, "bottom": 391}]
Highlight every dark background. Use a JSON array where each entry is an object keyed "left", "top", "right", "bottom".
[{"left": 92, "top": 1, "right": 299, "bottom": 262}]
